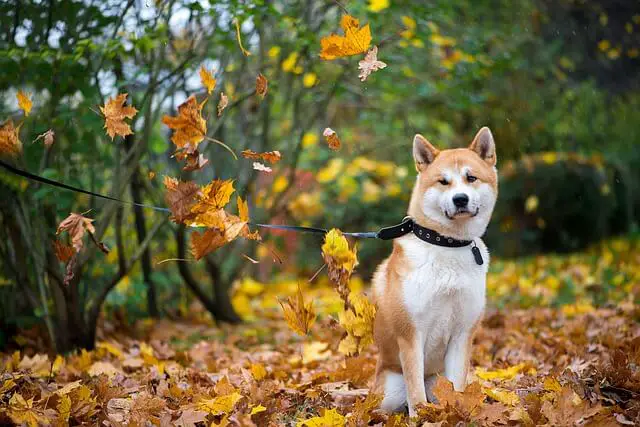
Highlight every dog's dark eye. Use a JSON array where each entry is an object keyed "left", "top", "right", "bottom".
[
  {"left": 438, "top": 178, "right": 449, "bottom": 185},
  {"left": 467, "top": 175, "right": 477, "bottom": 183}
]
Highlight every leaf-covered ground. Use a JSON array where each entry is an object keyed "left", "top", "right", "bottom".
[{"left": 2, "top": 238, "right": 639, "bottom": 426}]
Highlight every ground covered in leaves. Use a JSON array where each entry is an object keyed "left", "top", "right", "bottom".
[{"left": 2, "top": 238, "right": 640, "bottom": 426}]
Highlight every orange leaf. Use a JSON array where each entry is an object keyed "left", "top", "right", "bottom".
[
  {"left": 0, "top": 119, "right": 22, "bottom": 157},
  {"left": 320, "top": 15, "right": 372, "bottom": 60},
  {"left": 278, "top": 284, "right": 316, "bottom": 336},
  {"left": 323, "top": 128, "right": 341, "bottom": 151},
  {"left": 241, "top": 149, "right": 281, "bottom": 164},
  {"left": 192, "top": 179, "right": 235, "bottom": 213},
  {"left": 237, "top": 196, "right": 249, "bottom": 222},
  {"left": 163, "top": 176, "right": 200, "bottom": 223},
  {"left": 162, "top": 95, "right": 207, "bottom": 150},
  {"left": 217, "top": 92, "right": 229, "bottom": 116},
  {"left": 200, "top": 65, "right": 217, "bottom": 95},
  {"left": 100, "top": 93, "right": 138, "bottom": 139},
  {"left": 56, "top": 213, "right": 96, "bottom": 252},
  {"left": 191, "top": 228, "right": 227, "bottom": 260},
  {"left": 53, "top": 240, "right": 75, "bottom": 263},
  {"left": 17, "top": 91, "right": 32, "bottom": 116},
  {"left": 255, "top": 73, "right": 268, "bottom": 98}
]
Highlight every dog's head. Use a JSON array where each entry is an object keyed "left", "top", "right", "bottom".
[{"left": 408, "top": 127, "right": 498, "bottom": 240}]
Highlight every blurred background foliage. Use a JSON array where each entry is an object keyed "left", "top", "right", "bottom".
[{"left": 0, "top": 0, "right": 639, "bottom": 351}]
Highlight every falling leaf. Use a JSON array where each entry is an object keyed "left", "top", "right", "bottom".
[
  {"left": 320, "top": 15, "right": 372, "bottom": 60},
  {"left": 200, "top": 65, "right": 217, "bottom": 95},
  {"left": 56, "top": 212, "right": 96, "bottom": 252},
  {"left": 256, "top": 73, "right": 268, "bottom": 98},
  {"left": 337, "top": 292, "right": 376, "bottom": 356},
  {"left": 297, "top": 408, "right": 345, "bottom": 427},
  {"left": 241, "top": 149, "right": 282, "bottom": 164},
  {"left": 163, "top": 176, "right": 200, "bottom": 223},
  {"left": 33, "top": 129, "right": 55, "bottom": 148},
  {"left": 53, "top": 240, "right": 75, "bottom": 263},
  {"left": 302, "top": 341, "right": 331, "bottom": 364},
  {"left": 217, "top": 92, "right": 229, "bottom": 116},
  {"left": 367, "top": 0, "right": 390, "bottom": 12},
  {"left": 148, "top": 171, "right": 156, "bottom": 180},
  {"left": 234, "top": 18, "right": 251, "bottom": 56},
  {"left": 162, "top": 95, "right": 207, "bottom": 150},
  {"left": 0, "top": 119, "right": 23, "bottom": 157},
  {"left": 253, "top": 162, "right": 272, "bottom": 173},
  {"left": 323, "top": 127, "right": 341, "bottom": 151},
  {"left": 358, "top": 46, "right": 387, "bottom": 81},
  {"left": 192, "top": 179, "right": 235, "bottom": 213},
  {"left": 278, "top": 283, "right": 316, "bottom": 336},
  {"left": 191, "top": 228, "right": 227, "bottom": 260},
  {"left": 322, "top": 229, "right": 358, "bottom": 295},
  {"left": 237, "top": 196, "right": 249, "bottom": 222},
  {"left": 182, "top": 151, "right": 209, "bottom": 172},
  {"left": 100, "top": 93, "right": 138, "bottom": 140},
  {"left": 17, "top": 90, "right": 33, "bottom": 116}
]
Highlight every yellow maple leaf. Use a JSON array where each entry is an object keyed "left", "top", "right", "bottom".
[
  {"left": 322, "top": 229, "right": 358, "bottom": 298},
  {"left": 192, "top": 179, "right": 235, "bottom": 213},
  {"left": 484, "top": 387, "right": 520, "bottom": 406},
  {"left": 237, "top": 196, "right": 249, "bottom": 222},
  {"left": 278, "top": 283, "right": 316, "bottom": 336},
  {"left": 320, "top": 15, "right": 372, "bottom": 60},
  {"left": 17, "top": 90, "right": 32, "bottom": 116},
  {"left": 250, "top": 363, "right": 267, "bottom": 381},
  {"left": 250, "top": 404, "right": 267, "bottom": 415},
  {"left": 7, "top": 393, "right": 49, "bottom": 427},
  {"left": 0, "top": 119, "right": 23, "bottom": 157},
  {"left": 57, "top": 394, "right": 71, "bottom": 422},
  {"left": 162, "top": 95, "right": 207, "bottom": 150},
  {"left": 338, "top": 292, "right": 376, "bottom": 356},
  {"left": 100, "top": 93, "right": 138, "bottom": 140},
  {"left": 198, "top": 392, "right": 243, "bottom": 415},
  {"left": 297, "top": 408, "right": 345, "bottom": 427},
  {"left": 200, "top": 65, "right": 217, "bottom": 94}
]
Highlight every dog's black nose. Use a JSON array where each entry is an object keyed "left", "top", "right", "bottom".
[{"left": 453, "top": 193, "right": 469, "bottom": 208}]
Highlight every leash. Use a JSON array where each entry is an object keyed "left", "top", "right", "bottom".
[{"left": 0, "top": 160, "right": 484, "bottom": 263}]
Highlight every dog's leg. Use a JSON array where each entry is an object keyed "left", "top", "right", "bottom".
[
  {"left": 377, "top": 370, "right": 407, "bottom": 412},
  {"left": 398, "top": 337, "right": 426, "bottom": 417},
  {"left": 424, "top": 374, "right": 438, "bottom": 403},
  {"left": 444, "top": 331, "right": 471, "bottom": 391}
]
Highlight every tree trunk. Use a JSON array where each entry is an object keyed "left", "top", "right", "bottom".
[{"left": 205, "top": 258, "right": 241, "bottom": 324}]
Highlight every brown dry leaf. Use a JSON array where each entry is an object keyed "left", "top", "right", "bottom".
[
  {"left": 33, "top": 129, "right": 55, "bottom": 148},
  {"left": 0, "top": 119, "right": 23, "bottom": 157},
  {"left": 348, "top": 393, "right": 382, "bottom": 426},
  {"left": 200, "top": 65, "right": 217, "bottom": 95},
  {"left": 163, "top": 176, "right": 200, "bottom": 223},
  {"left": 321, "top": 229, "right": 358, "bottom": 300},
  {"left": 217, "top": 92, "right": 229, "bottom": 116},
  {"left": 252, "top": 162, "right": 272, "bottom": 173},
  {"left": 278, "top": 283, "right": 316, "bottom": 336},
  {"left": 56, "top": 212, "right": 96, "bottom": 252},
  {"left": 87, "top": 361, "right": 122, "bottom": 377},
  {"left": 358, "top": 46, "right": 387, "bottom": 81},
  {"left": 323, "top": 127, "right": 341, "bottom": 151},
  {"left": 320, "top": 15, "right": 372, "bottom": 60},
  {"left": 433, "top": 377, "right": 485, "bottom": 419},
  {"left": 17, "top": 90, "right": 33, "bottom": 116},
  {"left": 182, "top": 151, "right": 209, "bottom": 172},
  {"left": 256, "top": 73, "right": 268, "bottom": 98},
  {"left": 241, "top": 149, "right": 281, "bottom": 164},
  {"left": 64, "top": 254, "right": 77, "bottom": 286},
  {"left": 191, "top": 228, "right": 227, "bottom": 260},
  {"left": 53, "top": 240, "right": 74, "bottom": 263},
  {"left": 175, "top": 408, "right": 208, "bottom": 427},
  {"left": 100, "top": 93, "right": 138, "bottom": 140},
  {"left": 162, "top": 95, "right": 207, "bottom": 150},
  {"left": 541, "top": 386, "right": 603, "bottom": 426}
]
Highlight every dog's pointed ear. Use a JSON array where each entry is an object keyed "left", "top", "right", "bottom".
[
  {"left": 469, "top": 127, "right": 496, "bottom": 166},
  {"left": 413, "top": 134, "right": 439, "bottom": 172}
]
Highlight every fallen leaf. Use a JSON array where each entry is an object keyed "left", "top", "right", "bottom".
[
  {"left": 57, "top": 393, "right": 71, "bottom": 423},
  {"left": 320, "top": 15, "right": 371, "bottom": 60},
  {"left": 7, "top": 393, "right": 50, "bottom": 427},
  {"left": 218, "top": 92, "right": 229, "bottom": 116},
  {"left": 241, "top": 149, "right": 281, "bottom": 164},
  {"left": 200, "top": 65, "right": 217, "bottom": 94},
  {"left": 88, "top": 361, "right": 122, "bottom": 377},
  {"left": 162, "top": 95, "right": 207, "bottom": 150},
  {"left": 198, "top": 392, "right": 243, "bottom": 415},
  {"left": 323, "top": 127, "right": 341, "bottom": 151},
  {"left": 100, "top": 93, "right": 138, "bottom": 139},
  {"left": 484, "top": 387, "right": 520, "bottom": 406},
  {"left": 250, "top": 363, "right": 267, "bottom": 381},
  {"left": 256, "top": 73, "right": 268, "bottom": 98},
  {"left": 253, "top": 162, "right": 272, "bottom": 173},
  {"left": 278, "top": 283, "right": 316, "bottom": 336},
  {"left": 476, "top": 363, "right": 527, "bottom": 381},
  {"left": 175, "top": 409, "right": 208, "bottom": 427},
  {"left": 17, "top": 90, "right": 33, "bottom": 116},
  {"left": 0, "top": 119, "right": 23, "bottom": 157},
  {"left": 297, "top": 408, "right": 345, "bottom": 427},
  {"left": 358, "top": 46, "right": 387, "bottom": 81},
  {"left": 250, "top": 404, "right": 267, "bottom": 415},
  {"left": 56, "top": 212, "right": 96, "bottom": 252},
  {"left": 302, "top": 341, "right": 331, "bottom": 365}
]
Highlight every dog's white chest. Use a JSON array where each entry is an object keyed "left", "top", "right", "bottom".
[{"left": 398, "top": 235, "right": 487, "bottom": 372}]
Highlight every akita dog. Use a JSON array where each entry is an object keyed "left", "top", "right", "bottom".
[{"left": 372, "top": 127, "right": 498, "bottom": 416}]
